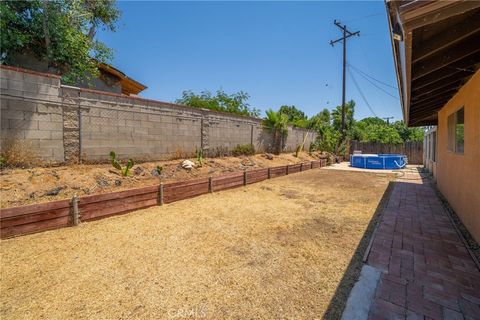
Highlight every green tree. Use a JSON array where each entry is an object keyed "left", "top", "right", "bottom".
[
  {"left": 352, "top": 118, "right": 423, "bottom": 144},
  {"left": 176, "top": 90, "right": 260, "bottom": 117},
  {"left": 278, "top": 105, "right": 308, "bottom": 128},
  {"left": 262, "top": 109, "right": 289, "bottom": 154},
  {"left": 362, "top": 124, "right": 403, "bottom": 144},
  {"left": 0, "top": 0, "right": 120, "bottom": 84},
  {"left": 331, "top": 100, "right": 356, "bottom": 135},
  {"left": 313, "top": 125, "right": 342, "bottom": 153},
  {"left": 308, "top": 108, "right": 331, "bottom": 130},
  {"left": 392, "top": 120, "right": 424, "bottom": 142}
]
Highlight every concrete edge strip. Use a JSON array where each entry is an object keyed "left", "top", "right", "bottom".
[{"left": 341, "top": 265, "right": 382, "bottom": 320}]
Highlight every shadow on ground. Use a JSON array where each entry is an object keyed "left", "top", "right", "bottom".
[
  {"left": 322, "top": 180, "right": 394, "bottom": 319},
  {"left": 322, "top": 168, "right": 430, "bottom": 319}
]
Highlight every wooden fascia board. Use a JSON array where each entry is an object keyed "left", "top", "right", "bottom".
[{"left": 386, "top": 0, "right": 411, "bottom": 125}]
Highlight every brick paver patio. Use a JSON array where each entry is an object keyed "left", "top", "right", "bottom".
[{"left": 366, "top": 171, "right": 480, "bottom": 319}]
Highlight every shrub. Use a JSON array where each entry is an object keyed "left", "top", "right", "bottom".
[
  {"left": 169, "top": 147, "right": 191, "bottom": 160},
  {"left": 232, "top": 144, "right": 255, "bottom": 156},
  {"left": 0, "top": 139, "right": 40, "bottom": 168}
]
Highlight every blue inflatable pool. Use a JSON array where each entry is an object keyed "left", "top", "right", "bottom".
[{"left": 350, "top": 154, "right": 407, "bottom": 170}]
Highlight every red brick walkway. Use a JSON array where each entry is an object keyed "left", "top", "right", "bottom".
[{"left": 366, "top": 172, "right": 480, "bottom": 319}]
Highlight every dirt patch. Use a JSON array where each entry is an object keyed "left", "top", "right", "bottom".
[
  {"left": 0, "top": 170, "right": 390, "bottom": 319},
  {"left": 0, "top": 152, "right": 318, "bottom": 208}
]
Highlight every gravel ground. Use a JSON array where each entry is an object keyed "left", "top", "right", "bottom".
[{"left": 1, "top": 169, "right": 391, "bottom": 319}]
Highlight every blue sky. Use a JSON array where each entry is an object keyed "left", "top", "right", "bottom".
[{"left": 97, "top": 1, "right": 402, "bottom": 120}]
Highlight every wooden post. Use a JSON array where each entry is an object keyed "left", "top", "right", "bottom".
[
  {"left": 243, "top": 170, "right": 247, "bottom": 186},
  {"left": 310, "top": 161, "right": 313, "bottom": 169},
  {"left": 300, "top": 163, "right": 304, "bottom": 171},
  {"left": 208, "top": 176, "right": 213, "bottom": 193},
  {"left": 159, "top": 183, "right": 164, "bottom": 206},
  {"left": 268, "top": 167, "right": 271, "bottom": 179},
  {"left": 286, "top": 165, "right": 289, "bottom": 175},
  {"left": 71, "top": 195, "right": 79, "bottom": 226}
]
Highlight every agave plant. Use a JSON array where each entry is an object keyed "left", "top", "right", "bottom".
[
  {"left": 109, "top": 151, "right": 134, "bottom": 177},
  {"left": 262, "top": 109, "right": 289, "bottom": 155}
]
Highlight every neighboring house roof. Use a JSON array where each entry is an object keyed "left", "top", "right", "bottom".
[
  {"left": 385, "top": 0, "right": 480, "bottom": 126},
  {"left": 98, "top": 63, "right": 147, "bottom": 96}
]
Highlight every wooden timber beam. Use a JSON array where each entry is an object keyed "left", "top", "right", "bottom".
[
  {"left": 412, "top": 70, "right": 470, "bottom": 93},
  {"left": 412, "top": 14, "right": 480, "bottom": 63},
  {"left": 412, "top": 78, "right": 464, "bottom": 100},
  {"left": 412, "top": 51, "right": 480, "bottom": 87},
  {"left": 401, "top": 1, "right": 480, "bottom": 31},
  {"left": 411, "top": 87, "right": 459, "bottom": 105},
  {"left": 412, "top": 33, "right": 480, "bottom": 80},
  {"left": 410, "top": 99, "right": 449, "bottom": 118}
]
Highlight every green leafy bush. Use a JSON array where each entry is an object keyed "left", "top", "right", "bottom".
[
  {"left": 232, "top": 144, "right": 255, "bottom": 156},
  {"left": 109, "top": 151, "right": 134, "bottom": 177}
]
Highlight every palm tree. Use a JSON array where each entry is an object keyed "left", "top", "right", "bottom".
[{"left": 263, "top": 109, "right": 289, "bottom": 154}]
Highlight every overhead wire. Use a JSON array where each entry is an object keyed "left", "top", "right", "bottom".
[
  {"left": 347, "top": 65, "right": 378, "bottom": 118},
  {"left": 348, "top": 64, "right": 400, "bottom": 100},
  {"left": 348, "top": 63, "right": 398, "bottom": 89}
]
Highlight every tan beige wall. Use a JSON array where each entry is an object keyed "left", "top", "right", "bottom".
[{"left": 436, "top": 70, "right": 480, "bottom": 243}]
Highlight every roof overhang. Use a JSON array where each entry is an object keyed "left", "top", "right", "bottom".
[
  {"left": 98, "top": 63, "right": 147, "bottom": 96},
  {"left": 386, "top": 0, "right": 480, "bottom": 126}
]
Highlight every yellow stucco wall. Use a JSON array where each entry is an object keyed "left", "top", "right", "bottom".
[{"left": 436, "top": 70, "right": 480, "bottom": 243}]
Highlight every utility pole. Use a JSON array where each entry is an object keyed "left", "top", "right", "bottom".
[
  {"left": 382, "top": 116, "right": 394, "bottom": 124},
  {"left": 330, "top": 20, "right": 359, "bottom": 140}
]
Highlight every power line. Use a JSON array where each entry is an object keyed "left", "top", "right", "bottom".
[
  {"left": 348, "top": 65, "right": 400, "bottom": 100},
  {"left": 347, "top": 66, "right": 378, "bottom": 118},
  {"left": 329, "top": 20, "right": 360, "bottom": 140},
  {"left": 348, "top": 63, "right": 398, "bottom": 89}
]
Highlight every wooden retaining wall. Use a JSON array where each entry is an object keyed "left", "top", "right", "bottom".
[{"left": 0, "top": 160, "right": 327, "bottom": 239}]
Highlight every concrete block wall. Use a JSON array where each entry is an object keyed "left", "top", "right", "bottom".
[
  {"left": 206, "top": 113, "right": 259, "bottom": 156},
  {"left": 1, "top": 66, "right": 64, "bottom": 161},
  {"left": 77, "top": 89, "right": 203, "bottom": 160},
  {"left": 284, "top": 127, "right": 315, "bottom": 152},
  {"left": 1, "top": 66, "right": 317, "bottom": 163}
]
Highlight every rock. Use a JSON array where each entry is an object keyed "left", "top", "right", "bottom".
[
  {"left": 114, "top": 179, "right": 122, "bottom": 186},
  {"left": 151, "top": 169, "right": 160, "bottom": 177},
  {"left": 240, "top": 158, "right": 255, "bottom": 167},
  {"left": 45, "top": 186, "right": 63, "bottom": 196},
  {"left": 133, "top": 166, "right": 145, "bottom": 176},
  {"left": 181, "top": 160, "right": 195, "bottom": 170},
  {"left": 264, "top": 153, "right": 274, "bottom": 160},
  {"left": 95, "top": 176, "right": 110, "bottom": 188}
]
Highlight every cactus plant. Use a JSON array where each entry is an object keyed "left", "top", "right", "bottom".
[
  {"left": 109, "top": 151, "right": 134, "bottom": 177},
  {"left": 196, "top": 148, "right": 204, "bottom": 166}
]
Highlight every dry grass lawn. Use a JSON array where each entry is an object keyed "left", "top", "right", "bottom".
[{"left": 1, "top": 169, "right": 391, "bottom": 319}]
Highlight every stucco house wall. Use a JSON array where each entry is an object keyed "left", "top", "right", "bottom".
[{"left": 436, "top": 70, "right": 480, "bottom": 243}]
